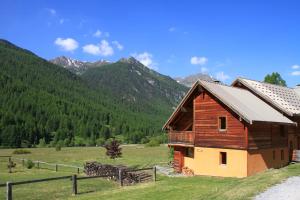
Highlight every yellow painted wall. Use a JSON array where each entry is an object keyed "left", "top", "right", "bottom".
[
  {"left": 247, "top": 148, "right": 289, "bottom": 176},
  {"left": 183, "top": 147, "right": 290, "bottom": 178},
  {"left": 184, "top": 147, "right": 248, "bottom": 178}
]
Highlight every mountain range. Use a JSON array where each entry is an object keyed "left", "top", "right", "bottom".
[
  {"left": 50, "top": 56, "right": 110, "bottom": 75},
  {"left": 0, "top": 39, "right": 188, "bottom": 147},
  {"left": 175, "top": 73, "right": 217, "bottom": 87}
]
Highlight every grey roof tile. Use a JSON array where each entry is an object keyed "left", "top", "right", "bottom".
[{"left": 235, "top": 78, "right": 300, "bottom": 115}]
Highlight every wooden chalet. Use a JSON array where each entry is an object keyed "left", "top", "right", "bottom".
[{"left": 163, "top": 79, "right": 299, "bottom": 177}]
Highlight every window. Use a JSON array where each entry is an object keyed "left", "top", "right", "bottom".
[
  {"left": 185, "top": 147, "right": 194, "bottom": 158},
  {"left": 273, "top": 150, "right": 276, "bottom": 160},
  {"left": 281, "top": 149, "right": 284, "bottom": 160},
  {"left": 220, "top": 152, "right": 227, "bottom": 165},
  {"left": 280, "top": 125, "right": 286, "bottom": 137},
  {"left": 219, "top": 117, "right": 227, "bottom": 131}
]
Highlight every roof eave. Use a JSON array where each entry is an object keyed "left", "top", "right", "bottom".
[{"left": 162, "top": 80, "right": 200, "bottom": 130}]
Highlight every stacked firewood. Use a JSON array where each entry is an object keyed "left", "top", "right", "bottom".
[
  {"left": 84, "top": 162, "right": 152, "bottom": 185},
  {"left": 182, "top": 167, "right": 194, "bottom": 176},
  {"left": 122, "top": 171, "right": 152, "bottom": 185},
  {"left": 84, "top": 162, "right": 124, "bottom": 179}
]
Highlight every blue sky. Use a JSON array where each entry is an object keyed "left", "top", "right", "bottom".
[{"left": 1, "top": 0, "right": 300, "bottom": 86}]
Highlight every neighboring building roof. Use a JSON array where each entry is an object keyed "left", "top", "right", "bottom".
[
  {"left": 232, "top": 78, "right": 300, "bottom": 116},
  {"left": 163, "top": 80, "right": 295, "bottom": 130},
  {"left": 295, "top": 86, "right": 300, "bottom": 97}
]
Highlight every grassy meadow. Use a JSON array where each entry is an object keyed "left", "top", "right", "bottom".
[{"left": 0, "top": 145, "right": 300, "bottom": 200}]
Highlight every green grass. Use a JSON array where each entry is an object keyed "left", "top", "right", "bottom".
[{"left": 0, "top": 145, "right": 300, "bottom": 200}]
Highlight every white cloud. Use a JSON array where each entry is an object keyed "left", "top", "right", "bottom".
[
  {"left": 112, "top": 41, "right": 123, "bottom": 50},
  {"left": 93, "top": 30, "right": 102, "bottom": 37},
  {"left": 291, "top": 71, "right": 300, "bottom": 76},
  {"left": 54, "top": 38, "right": 78, "bottom": 52},
  {"left": 132, "top": 52, "right": 157, "bottom": 70},
  {"left": 47, "top": 8, "right": 56, "bottom": 16},
  {"left": 59, "top": 19, "right": 65, "bottom": 24},
  {"left": 190, "top": 56, "right": 208, "bottom": 65},
  {"left": 169, "top": 27, "right": 176, "bottom": 32},
  {"left": 292, "top": 65, "right": 300, "bottom": 69},
  {"left": 216, "top": 72, "right": 230, "bottom": 81},
  {"left": 82, "top": 40, "right": 114, "bottom": 56},
  {"left": 92, "top": 30, "right": 109, "bottom": 38}
]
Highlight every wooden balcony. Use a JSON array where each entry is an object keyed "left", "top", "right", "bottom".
[{"left": 168, "top": 131, "right": 194, "bottom": 146}]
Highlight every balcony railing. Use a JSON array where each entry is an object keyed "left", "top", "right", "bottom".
[{"left": 168, "top": 131, "right": 194, "bottom": 145}]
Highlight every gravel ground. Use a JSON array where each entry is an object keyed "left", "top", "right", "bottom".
[
  {"left": 155, "top": 165, "right": 185, "bottom": 177},
  {"left": 254, "top": 176, "right": 300, "bottom": 200}
]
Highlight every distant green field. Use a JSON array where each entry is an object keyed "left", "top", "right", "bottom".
[{"left": 0, "top": 145, "right": 300, "bottom": 200}]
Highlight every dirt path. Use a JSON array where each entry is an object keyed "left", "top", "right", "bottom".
[{"left": 254, "top": 176, "right": 300, "bottom": 200}]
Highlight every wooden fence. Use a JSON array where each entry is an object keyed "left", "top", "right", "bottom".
[
  {"left": 1, "top": 167, "right": 157, "bottom": 200},
  {"left": 12, "top": 157, "right": 84, "bottom": 174}
]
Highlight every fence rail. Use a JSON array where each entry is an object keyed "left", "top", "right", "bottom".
[
  {"left": 12, "top": 157, "right": 83, "bottom": 173},
  {"left": 2, "top": 166, "right": 157, "bottom": 200}
]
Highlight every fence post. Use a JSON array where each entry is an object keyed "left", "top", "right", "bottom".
[
  {"left": 55, "top": 164, "right": 58, "bottom": 172},
  {"left": 37, "top": 161, "right": 39, "bottom": 169},
  {"left": 8, "top": 157, "right": 12, "bottom": 173},
  {"left": 77, "top": 168, "right": 80, "bottom": 174},
  {"left": 153, "top": 166, "right": 156, "bottom": 182},
  {"left": 6, "top": 182, "right": 12, "bottom": 200},
  {"left": 119, "top": 169, "right": 123, "bottom": 186},
  {"left": 72, "top": 175, "right": 77, "bottom": 195},
  {"left": 22, "top": 159, "right": 25, "bottom": 167}
]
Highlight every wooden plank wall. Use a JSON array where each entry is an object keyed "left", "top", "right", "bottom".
[
  {"left": 194, "top": 90, "right": 247, "bottom": 149},
  {"left": 170, "top": 98, "right": 194, "bottom": 131},
  {"left": 248, "top": 123, "right": 288, "bottom": 149}
]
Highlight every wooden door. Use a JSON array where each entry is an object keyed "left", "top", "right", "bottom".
[{"left": 173, "top": 150, "right": 184, "bottom": 172}]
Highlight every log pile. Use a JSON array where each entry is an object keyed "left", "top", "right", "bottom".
[
  {"left": 122, "top": 171, "right": 153, "bottom": 185},
  {"left": 84, "top": 162, "right": 152, "bottom": 185},
  {"left": 84, "top": 162, "right": 125, "bottom": 179},
  {"left": 182, "top": 167, "right": 194, "bottom": 176}
]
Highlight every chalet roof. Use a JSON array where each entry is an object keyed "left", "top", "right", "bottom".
[
  {"left": 232, "top": 78, "right": 300, "bottom": 116},
  {"left": 163, "top": 80, "right": 295, "bottom": 130}
]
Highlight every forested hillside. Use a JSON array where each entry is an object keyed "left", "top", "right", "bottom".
[{"left": 0, "top": 39, "right": 187, "bottom": 147}]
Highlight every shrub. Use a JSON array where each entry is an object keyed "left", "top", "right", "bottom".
[
  {"left": 26, "top": 160, "right": 34, "bottom": 169},
  {"left": 55, "top": 144, "right": 62, "bottom": 151},
  {"left": 75, "top": 137, "right": 86, "bottom": 147},
  {"left": 37, "top": 138, "right": 46, "bottom": 148},
  {"left": 12, "top": 149, "right": 31, "bottom": 154},
  {"left": 140, "top": 137, "right": 150, "bottom": 144},
  {"left": 104, "top": 138, "right": 122, "bottom": 159},
  {"left": 96, "top": 138, "right": 105, "bottom": 146},
  {"left": 145, "top": 138, "right": 160, "bottom": 147},
  {"left": 7, "top": 160, "right": 16, "bottom": 173},
  {"left": 21, "top": 140, "right": 30, "bottom": 148}
]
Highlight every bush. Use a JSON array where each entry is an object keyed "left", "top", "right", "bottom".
[
  {"left": 74, "top": 137, "right": 86, "bottom": 147},
  {"left": 37, "top": 138, "right": 46, "bottom": 148},
  {"left": 104, "top": 138, "right": 122, "bottom": 159},
  {"left": 145, "top": 138, "right": 160, "bottom": 147},
  {"left": 21, "top": 140, "right": 31, "bottom": 148},
  {"left": 7, "top": 160, "right": 16, "bottom": 172},
  {"left": 140, "top": 137, "right": 150, "bottom": 144},
  {"left": 26, "top": 160, "right": 34, "bottom": 169},
  {"left": 12, "top": 149, "right": 31, "bottom": 154},
  {"left": 96, "top": 138, "right": 105, "bottom": 146},
  {"left": 55, "top": 144, "right": 62, "bottom": 151}
]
